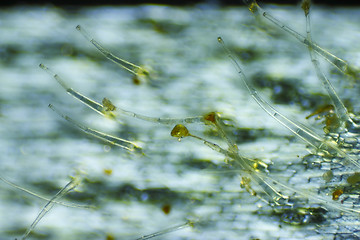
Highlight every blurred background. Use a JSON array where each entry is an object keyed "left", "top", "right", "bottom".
[
  {"left": 1, "top": 1, "right": 360, "bottom": 240},
  {"left": 1, "top": 0, "right": 360, "bottom": 6}
]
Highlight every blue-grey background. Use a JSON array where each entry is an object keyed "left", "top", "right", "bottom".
[{"left": 1, "top": 3, "right": 360, "bottom": 240}]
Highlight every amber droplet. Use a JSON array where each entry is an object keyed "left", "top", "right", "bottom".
[
  {"left": 162, "top": 204, "right": 171, "bottom": 215},
  {"left": 332, "top": 189, "right": 343, "bottom": 201},
  {"left": 171, "top": 124, "right": 189, "bottom": 138},
  {"left": 132, "top": 75, "right": 141, "bottom": 85},
  {"left": 102, "top": 98, "right": 116, "bottom": 111},
  {"left": 306, "top": 104, "right": 334, "bottom": 119},
  {"left": 324, "top": 114, "right": 340, "bottom": 132},
  {"left": 105, "top": 234, "right": 115, "bottom": 240},
  {"left": 204, "top": 112, "right": 217, "bottom": 124}
]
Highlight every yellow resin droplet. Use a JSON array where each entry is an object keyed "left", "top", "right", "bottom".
[
  {"left": 240, "top": 177, "right": 250, "bottom": 187},
  {"left": 170, "top": 124, "right": 189, "bottom": 139},
  {"left": 332, "top": 189, "right": 343, "bottom": 201},
  {"left": 136, "top": 67, "right": 149, "bottom": 77},
  {"left": 102, "top": 98, "right": 116, "bottom": 112},
  {"left": 240, "top": 177, "right": 257, "bottom": 196},
  {"left": 248, "top": 0, "right": 260, "bottom": 14},
  {"left": 103, "top": 169, "right": 113, "bottom": 176}
]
